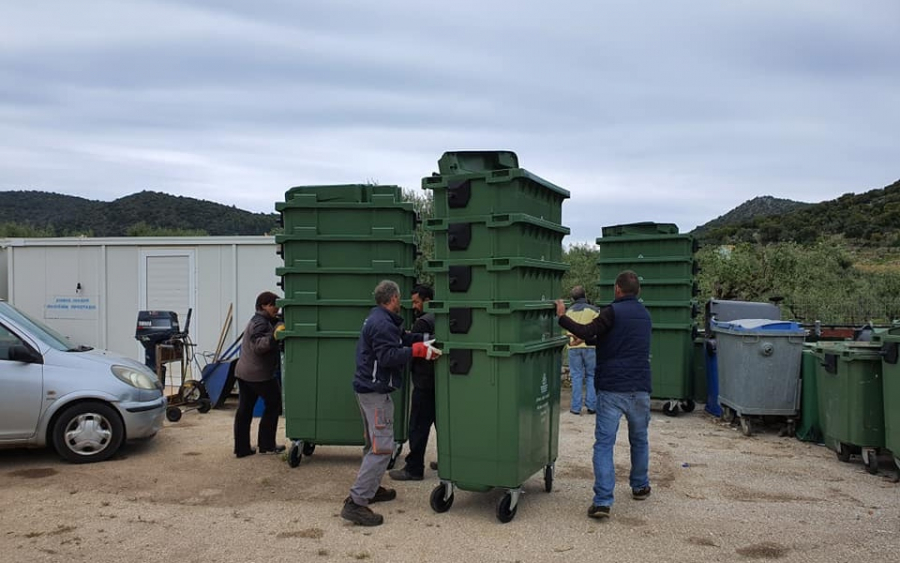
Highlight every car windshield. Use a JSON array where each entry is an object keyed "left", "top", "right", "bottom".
[{"left": 0, "top": 301, "right": 87, "bottom": 352}]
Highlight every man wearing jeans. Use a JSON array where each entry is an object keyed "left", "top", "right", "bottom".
[
  {"left": 556, "top": 271, "right": 652, "bottom": 520},
  {"left": 341, "top": 280, "right": 441, "bottom": 527},
  {"left": 564, "top": 286, "right": 600, "bottom": 415}
]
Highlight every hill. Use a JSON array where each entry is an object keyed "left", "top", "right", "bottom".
[
  {"left": 695, "top": 178, "right": 900, "bottom": 246},
  {"left": 692, "top": 195, "right": 812, "bottom": 237},
  {"left": 0, "top": 190, "right": 278, "bottom": 236}
]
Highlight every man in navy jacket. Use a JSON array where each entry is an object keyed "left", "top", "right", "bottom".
[
  {"left": 556, "top": 270, "right": 652, "bottom": 520},
  {"left": 341, "top": 280, "right": 441, "bottom": 527}
]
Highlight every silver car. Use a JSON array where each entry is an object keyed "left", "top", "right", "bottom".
[{"left": 0, "top": 300, "right": 166, "bottom": 463}]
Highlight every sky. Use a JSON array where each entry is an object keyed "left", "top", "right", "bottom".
[{"left": 1, "top": 0, "right": 898, "bottom": 244}]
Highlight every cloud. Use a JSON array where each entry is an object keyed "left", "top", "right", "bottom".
[{"left": 0, "top": 0, "right": 898, "bottom": 243}]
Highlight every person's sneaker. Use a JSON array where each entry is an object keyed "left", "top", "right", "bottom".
[
  {"left": 588, "top": 505, "right": 610, "bottom": 519},
  {"left": 235, "top": 448, "right": 256, "bottom": 458},
  {"left": 587, "top": 409, "right": 596, "bottom": 415},
  {"left": 429, "top": 461, "right": 439, "bottom": 471},
  {"left": 369, "top": 486, "right": 397, "bottom": 503},
  {"left": 569, "top": 410, "right": 581, "bottom": 416},
  {"left": 259, "top": 445, "right": 286, "bottom": 455},
  {"left": 632, "top": 486, "right": 652, "bottom": 500},
  {"left": 341, "top": 497, "right": 384, "bottom": 526},
  {"left": 388, "top": 468, "right": 423, "bottom": 481}
]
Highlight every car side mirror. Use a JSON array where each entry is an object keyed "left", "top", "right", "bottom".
[{"left": 9, "top": 344, "right": 43, "bottom": 364}]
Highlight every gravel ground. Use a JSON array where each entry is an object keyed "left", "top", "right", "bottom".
[{"left": 1, "top": 395, "right": 898, "bottom": 563}]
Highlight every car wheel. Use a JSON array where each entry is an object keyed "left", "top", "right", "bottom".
[{"left": 52, "top": 402, "right": 124, "bottom": 464}]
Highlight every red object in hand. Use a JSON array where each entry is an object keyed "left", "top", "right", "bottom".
[{"left": 412, "top": 340, "right": 441, "bottom": 360}]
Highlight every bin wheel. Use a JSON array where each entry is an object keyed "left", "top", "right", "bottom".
[
  {"left": 836, "top": 443, "right": 852, "bottom": 463},
  {"left": 302, "top": 442, "right": 316, "bottom": 456},
  {"left": 496, "top": 492, "right": 518, "bottom": 524},
  {"left": 165, "top": 407, "right": 182, "bottom": 423},
  {"left": 544, "top": 464, "right": 554, "bottom": 493},
  {"left": 721, "top": 406, "right": 735, "bottom": 424},
  {"left": 679, "top": 399, "right": 696, "bottom": 413},
  {"left": 197, "top": 398, "right": 212, "bottom": 414},
  {"left": 740, "top": 417, "right": 753, "bottom": 437},
  {"left": 387, "top": 443, "right": 403, "bottom": 470},
  {"left": 429, "top": 483, "right": 454, "bottom": 513},
  {"left": 288, "top": 443, "right": 302, "bottom": 468},
  {"left": 863, "top": 449, "right": 879, "bottom": 475},
  {"left": 894, "top": 456, "right": 900, "bottom": 472},
  {"left": 662, "top": 401, "right": 679, "bottom": 417}
]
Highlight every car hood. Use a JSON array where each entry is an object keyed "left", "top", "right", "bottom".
[{"left": 62, "top": 348, "right": 158, "bottom": 377}]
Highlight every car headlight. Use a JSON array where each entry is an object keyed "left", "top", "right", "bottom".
[{"left": 111, "top": 365, "right": 160, "bottom": 390}]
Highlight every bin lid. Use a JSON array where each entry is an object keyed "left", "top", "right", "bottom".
[{"left": 711, "top": 318, "right": 805, "bottom": 332}]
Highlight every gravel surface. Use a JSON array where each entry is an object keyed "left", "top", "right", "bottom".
[{"left": 1, "top": 396, "right": 898, "bottom": 563}]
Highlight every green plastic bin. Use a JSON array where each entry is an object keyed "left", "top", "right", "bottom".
[
  {"left": 796, "top": 346, "right": 822, "bottom": 443},
  {"left": 422, "top": 168, "right": 569, "bottom": 223},
  {"left": 437, "top": 150, "right": 519, "bottom": 175},
  {"left": 873, "top": 328, "right": 900, "bottom": 470},
  {"left": 427, "top": 258, "right": 567, "bottom": 302},
  {"left": 812, "top": 342, "right": 884, "bottom": 472},
  {"left": 428, "top": 300, "right": 558, "bottom": 344},
  {"left": 279, "top": 332, "right": 411, "bottom": 463},
  {"left": 281, "top": 301, "right": 409, "bottom": 333},
  {"left": 278, "top": 203, "right": 417, "bottom": 237},
  {"left": 277, "top": 267, "right": 415, "bottom": 302},
  {"left": 276, "top": 235, "right": 417, "bottom": 270},
  {"left": 430, "top": 338, "right": 565, "bottom": 522},
  {"left": 596, "top": 278, "right": 699, "bottom": 302},
  {"left": 643, "top": 301, "right": 700, "bottom": 324},
  {"left": 600, "top": 222, "right": 679, "bottom": 237},
  {"left": 427, "top": 214, "right": 569, "bottom": 262},
  {"left": 691, "top": 336, "right": 707, "bottom": 403},
  {"left": 598, "top": 257, "right": 700, "bottom": 280},
  {"left": 596, "top": 234, "right": 698, "bottom": 259},
  {"left": 650, "top": 324, "right": 696, "bottom": 414},
  {"left": 282, "top": 183, "right": 404, "bottom": 204}
]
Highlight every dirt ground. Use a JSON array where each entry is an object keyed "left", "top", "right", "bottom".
[{"left": 1, "top": 393, "right": 898, "bottom": 563}]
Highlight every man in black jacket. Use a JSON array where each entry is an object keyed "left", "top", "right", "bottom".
[
  {"left": 389, "top": 284, "right": 436, "bottom": 481},
  {"left": 341, "top": 280, "right": 441, "bottom": 527}
]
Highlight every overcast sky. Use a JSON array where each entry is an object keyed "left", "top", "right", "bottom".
[{"left": 1, "top": 1, "right": 898, "bottom": 243}]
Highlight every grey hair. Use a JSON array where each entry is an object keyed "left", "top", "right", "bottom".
[
  {"left": 373, "top": 279, "right": 400, "bottom": 305},
  {"left": 570, "top": 285, "right": 586, "bottom": 300}
]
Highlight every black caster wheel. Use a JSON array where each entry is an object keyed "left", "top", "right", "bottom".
[
  {"left": 429, "top": 483, "right": 454, "bottom": 513},
  {"left": 166, "top": 407, "right": 182, "bottom": 422},
  {"left": 662, "top": 401, "right": 679, "bottom": 417},
  {"left": 302, "top": 442, "right": 316, "bottom": 456},
  {"left": 679, "top": 399, "right": 696, "bottom": 413},
  {"left": 863, "top": 449, "right": 879, "bottom": 475},
  {"left": 721, "top": 406, "right": 735, "bottom": 424},
  {"left": 197, "top": 398, "right": 212, "bottom": 414},
  {"left": 544, "top": 464, "right": 554, "bottom": 493},
  {"left": 496, "top": 493, "right": 518, "bottom": 524},
  {"left": 836, "top": 443, "right": 852, "bottom": 463},
  {"left": 288, "top": 443, "right": 302, "bottom": 468},
  {"left": 740, "top": 417, "right": 753, "bottom": 437}
]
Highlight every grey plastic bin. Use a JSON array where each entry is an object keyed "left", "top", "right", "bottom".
[{"left": 711, "top": 319, "right": 807, "bottom": 436}]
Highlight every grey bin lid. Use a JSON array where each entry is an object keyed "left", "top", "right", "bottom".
[{"left": 711, "top": 318, "right": 806, "bottom": 334}]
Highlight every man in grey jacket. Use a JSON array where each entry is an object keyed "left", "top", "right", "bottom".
[{"left": 233, "top": 291, "right": 285, "bottom": 458}]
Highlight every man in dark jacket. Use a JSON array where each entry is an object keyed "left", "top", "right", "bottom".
[
  {"left": 233, "top": 291, "right": 285, "bottom": 458},
  {"left": 341, "top": 280, "right": 441, "bottom": 527},
  {"left": 389, "top": 284, "right": 436, "bottom": 481},
  {"left": 556, "top": 270, "right": 652, "bottom": 520}
]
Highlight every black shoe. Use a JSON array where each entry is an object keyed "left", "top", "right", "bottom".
[
  {"left": 429, "top": 461, "right": 439, "bottom": 471},
  {"left": 587, "top": 409, "right": 596, "bottom": 415},
  {"left": 570, "top": 410, "right": 581, "bottom": 416},
  {"left": 388, "top": 468, "right": 424, "bottom": 481},
  {"left": 369, "top": 486, "right": 397, "bottom": 503},
  {"left": 632, "top": 486, "right": 652, "bottom": 500},
  {"left": 235, "top": 448, "right": 256, "bottom": 458},
  {"left": 588, "top": 505, "right": 610, "bottom": 519},
  {"left": 260, "top": 445, "right": 286, "bottom": 455},
  {"left": 341, "top": 497, "right": 384, "bottom": 526}
]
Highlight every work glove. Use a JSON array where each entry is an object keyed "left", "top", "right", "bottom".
[{"left": 412, "top": 339, "right": 442, "bottom": 360}]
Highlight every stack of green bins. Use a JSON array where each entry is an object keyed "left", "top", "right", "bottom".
[
  {"left": 872, "top": 327, "right": 900, "bottom": 472},
  {"left": 812, "top": 341, "right": 884, "bottom": 475},
  {"left": 274, "top": 184, "right": 418, "bottom": 468},
  {"left": 596, "top": 222, "right": 700, "bottom": 416},
  {"left": 422, "top": 150, "right": 570, "bottom": 523}
]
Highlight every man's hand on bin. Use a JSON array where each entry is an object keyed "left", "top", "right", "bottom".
[
  {"left": 554, "top": 299, "right": 566, "bottom": 318},
  {"left": 412, "top": 339, "right": 442, "bottom": 361}
]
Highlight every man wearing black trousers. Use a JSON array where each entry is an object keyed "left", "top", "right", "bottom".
[
  {"left": 233, "top": 291, "right": 285, "bottom": 458},
  {"left": 389, "top": 284, "right": 436, "bottom": 481}
]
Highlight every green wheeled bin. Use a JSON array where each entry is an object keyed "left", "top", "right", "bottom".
[
  {"left": 874, "top": 328, "right": 900, "bottom": 471},
  {"left": 812, "top": 342, "right": 885, "bottom": 474},
  {"left": 650, "top": 323, "right": 697, "bottom": 416},
  {"left": 795, "top": 346, "right": 823, "bottom": 443},
  {"left": 429, "top": 338, "right": 566, "bottom": 523}
]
